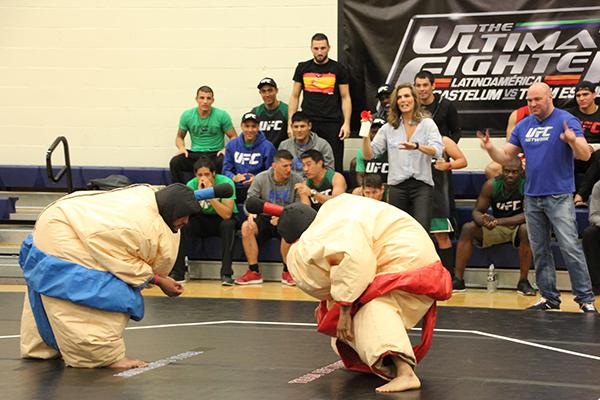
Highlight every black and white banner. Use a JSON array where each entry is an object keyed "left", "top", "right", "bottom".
[{"left": 341, "top": 1, "right": 600, "bottom": 135}]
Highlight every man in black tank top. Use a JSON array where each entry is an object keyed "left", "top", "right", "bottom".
[{"left": 453, "top": 158, "right": 535, "bottom": 296}]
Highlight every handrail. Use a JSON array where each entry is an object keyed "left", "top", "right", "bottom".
[{"left": 46, "top": 136, "right": 73, "bottom": 193}]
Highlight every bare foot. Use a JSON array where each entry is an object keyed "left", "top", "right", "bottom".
[
  {"left": 375, "top": 374, "right": 421, "bottom": 393},
  {"left": 108, "top": 357, "right": 148, "bottom": 369},
  {"left": 375, "top": 355, "right": 421, "bottom": 393}
]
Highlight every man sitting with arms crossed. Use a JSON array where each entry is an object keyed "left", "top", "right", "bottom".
[
  {"left": 453, "top": 157, "right": 535, "bottom": 295},
  {"left": 295, "top": 149, "right": 346, "bottom": 211}
]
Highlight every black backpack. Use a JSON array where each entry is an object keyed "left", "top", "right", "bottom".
[{"left": 86, "top": 174, "right": 132, "bottom": 190}]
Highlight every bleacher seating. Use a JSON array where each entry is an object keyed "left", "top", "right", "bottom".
[
  {"left": 0, "top": 196, "right": 17, "bottom": 219},
  {"left": 0, "top": 166, "right": 589, "bottom": 270}
]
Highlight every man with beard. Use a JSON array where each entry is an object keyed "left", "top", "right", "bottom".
[{"left": 289, "top": 33, "right": 351, "bottom": 172}]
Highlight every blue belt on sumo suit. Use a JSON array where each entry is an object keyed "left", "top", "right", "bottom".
[{"left": 19, "top": 235, "right": 146, "bottom": 351}]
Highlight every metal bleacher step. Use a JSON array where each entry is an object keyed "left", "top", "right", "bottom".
[
  {"left": 0, "top": 254, "right": 23, "bottom": 280},
  {"left": 0, "top": 226, "right": 32, "bottom": 252},
  {"left": 0, "top": 191, "right": 65, "bottom": 208}
]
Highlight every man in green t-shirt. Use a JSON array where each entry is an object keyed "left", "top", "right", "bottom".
[
  {"left": 170, "top": 156, "right": 239, "bottom": 286},
  {"left": 169, "top": 86, "right": 237, "bottom": 184}
]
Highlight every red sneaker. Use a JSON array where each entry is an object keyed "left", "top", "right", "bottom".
[
  {"left": 234, "top": 270, "right": 263, "bottom": 285},
  {"left": 281, "top": 271, "right": 296, "bottom": 286}
]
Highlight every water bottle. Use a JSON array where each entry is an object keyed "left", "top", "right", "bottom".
[{"left": 486, "top": 263, "right": 497, "bottom": 293}]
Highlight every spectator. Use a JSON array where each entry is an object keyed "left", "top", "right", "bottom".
[
  {"left": 362, "top": 83, "right": 443, "bottom": 230},
  {"left": 478, "top": 82, "right": 596, "bottom": 312},
  {"left": 279, "top": 111, "right": 334, "bottom": 174},
  {"left": 485, "top": 105, "right": 529, "bottom": 179},
  {"left": 170, "top": 157, "right": 238, "bottom": 286},
  {"left": 355, "top": 117, "right": 388, "bottom": 188},
  {"left": 582, "top": 180, "right": 600, "bottom": 295},
  {"left": 453, "top": 158, "right": 535, "bottom": 296},
  {"left": 289, "top": 32, "right": 351, "bottom": 172},
  {"left": 235, "top": 150, "right": 309, "bottom": 286},
  {"left": 374, "top": 84, "right": 393, "bottom": 121},
  {"left": 251, "top": 78, "right": 289, "bottom": 149},
  {"left": 353, "top": 173, "right": 386, "bottom": 201},
  {"left": 170, "top": 86, "right": 237, "bottom": 183},
  {"left": 414, "top": 71, "right": 461, "bottom": 143},
  {"left": 295, "top": 149, "right": 347, "bottom": 211},
  {"left": 568, "top": 81, "right": 600, "bottom": 206},
  {"left": 223, "top": 112, "right": 276, "bottom": 204},
  {"left": 430, "top": 136, "right": 468, "bottom": 277}
]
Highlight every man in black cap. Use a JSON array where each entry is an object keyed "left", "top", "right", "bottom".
[
  {"left": 251, "top": 78, "right": 289, "bottom": 149},
  {"left": 569, "top": 81, "right": 600, "bottom": 206},
  {"left": 373, "top": 84, "right": 393, "bottom": 121}
]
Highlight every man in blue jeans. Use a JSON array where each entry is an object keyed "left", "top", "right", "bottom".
[{"left": 478, "top": 82, "right": 596, "bottom": 312}]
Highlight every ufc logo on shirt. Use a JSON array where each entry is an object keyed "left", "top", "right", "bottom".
[
  {"left": 496, "top": 200, "right": 522, "bottom": 211},
  {"left": 234, "top": 152, "right": 261, "bottom": 165},
  {"left": 365, "top": 162, "right": 389, "bottom": 174},
  {"left": 310, "top": 189, "right": 332, "bottom": 204},
  {"left": 259, "top": 120, "right": 283, "bottom": 131},
  {"left": 524, "top": 127, "right": 552, "bottom": 142}
]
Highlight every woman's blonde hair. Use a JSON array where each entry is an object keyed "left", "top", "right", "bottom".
[{"left": 387, "top": 83, "right": 426, "bottom": 129}]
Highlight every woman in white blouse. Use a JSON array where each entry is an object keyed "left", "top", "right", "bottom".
[{"left": 362, "top": 83, "right": 443, "bottom": 230}]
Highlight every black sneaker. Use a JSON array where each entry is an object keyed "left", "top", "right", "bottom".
[
  {"left": 527, "top": 297, "right": 560, "bottom": 311},
  {"left": 517, "top": 279, "right": 536, "bottom": 296},
  {"left": 452, "top": 277, "right": 466, "bottom": 293},
  {"left": 579, "top": 303, "right": 598, "bottom": 313},
  {"left": 221, "top": 276, "right": 234, "bottom": 286}
]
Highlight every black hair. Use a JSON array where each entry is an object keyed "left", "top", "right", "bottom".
[
  {"left": 311, "top": 33, "right": 329, "bottom": 44},
  {"left": 193, "top": 156, "right": 216, "bottom": 173},
  {"left": 300, "top": 149, "right": 325, "bottom": 165},
  {"left": 196, "top": 86, "right": 214, "bottom": 97},
  {"left": 291, "top": 111, "right": 311, "bottom": 124},
  {"left": 414, "top": 70, "right": 435, "bottom": 85},
  {"left": 274, "top": 149, "right": 294, "bottom": 162},
  {"left": 362, "top": 174, "right": 384, "bottom": 189}
]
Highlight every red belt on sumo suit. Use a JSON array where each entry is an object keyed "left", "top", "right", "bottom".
[{"left": 315, "top": 260, "right": 452, "bottom": 378}]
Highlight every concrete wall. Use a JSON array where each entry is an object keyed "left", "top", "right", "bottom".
[
  {"left": 0, "top": 0, "right": 497, "bottom": 171},
  {"left": 0, "top": 0, "right": 338, "bottom": 167}
]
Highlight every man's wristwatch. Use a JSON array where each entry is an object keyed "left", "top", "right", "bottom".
[{"left": 310, "top": 189, "right": 317, "bottom": 198}]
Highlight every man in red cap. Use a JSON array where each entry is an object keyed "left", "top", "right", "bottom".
[{"left": 278, "top": 194, "right": 452, "bottom": 393}]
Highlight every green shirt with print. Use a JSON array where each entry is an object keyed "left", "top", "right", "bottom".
[
  {"left": 186, "top": 174, "right": 238, "bottom": 215},
  {"left": 179, "top": 107, "right": 234, "bottom": 152}
]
